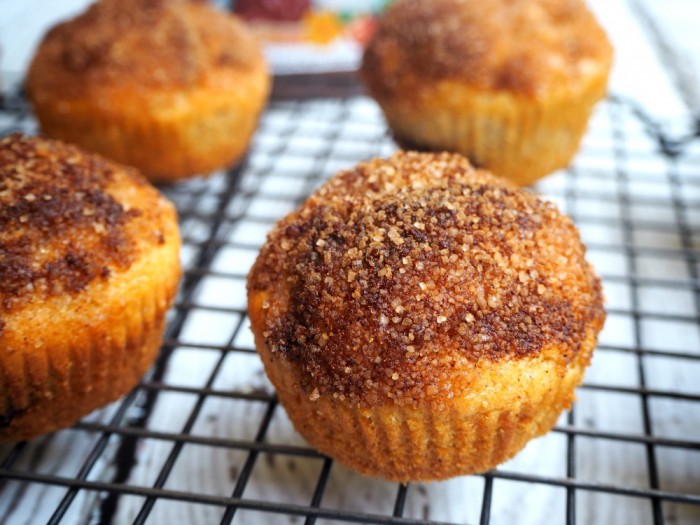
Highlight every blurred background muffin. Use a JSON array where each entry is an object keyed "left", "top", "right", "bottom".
[
  {"left": 361, "top": 0, "right": 613, "bottom": 186},
  {"left": 26, "top": 0, "right": 271, "bottom": 183}
]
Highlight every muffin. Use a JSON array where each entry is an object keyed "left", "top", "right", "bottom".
[
  {"left": 248, "top": 151, "right": 605, "bottom": 482},
  {"left": 26, "top": 0, "right": 271, "bottom": 183},
  {"left": 360, "top": 0, "right": 613, "bottom": 186},
  {"left": 0, "top": 133, "right": 181, "bottom": 442}
]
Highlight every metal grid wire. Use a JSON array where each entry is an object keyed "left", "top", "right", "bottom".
[{"left": 0, "top": 77, "right": 699, "bottom": 525}]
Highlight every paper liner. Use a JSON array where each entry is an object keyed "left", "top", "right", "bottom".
[
  {"left": 0, "top": 250, "right": 180, "bottom": 442},
  {"left": 254, "top": 319, "right": 595, "bottom": 483},
  {"left": 29, "top": 70, "right": 270, "bottom": 183},
  {"left": 378, "top": 72, "right": 610, "bottom": 186}
]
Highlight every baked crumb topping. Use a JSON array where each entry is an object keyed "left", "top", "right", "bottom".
[
  {"left": 0, "top": 134, "right": 141, "bottom": 310},
  {"left": 362, "top": 0, "right": 613, "bottom": 99},
  {"left": 249, "top": 151, "right": 605, "bottom": 405}
]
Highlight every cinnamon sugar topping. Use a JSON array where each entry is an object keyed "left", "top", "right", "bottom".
[
  {"left": 249, "top": 152, "right": 605, "bottom": 405},
  {"left": 362, "top": 0, "right": 613, "bottom": 98},
  {"left": 0, "top": 134, "right": 143, "bottom": 310},
  {"left": 27, "top": 0, "right": 262, "bottom": 97}
]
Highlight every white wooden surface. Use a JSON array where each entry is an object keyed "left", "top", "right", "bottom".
[{"left": 0, "top": 1, "right": 699, "bottom": 525}]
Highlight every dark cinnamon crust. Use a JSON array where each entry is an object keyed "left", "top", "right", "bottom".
[
  {"left": 27, "top": 0, "right": 262, "bottom": 98},
  {"left": 0, "top": 133, "right": 163, "bottom": 312},
  {"left": 248, "top": 152, "right": 605, "bottom": 406},
  {"left": 361, "top": 0, "right": 613, "bottom": 99}
]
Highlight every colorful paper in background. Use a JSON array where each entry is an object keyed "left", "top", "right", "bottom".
[{"left": 231, "top": 0, "right": 393, "bottom": 74}]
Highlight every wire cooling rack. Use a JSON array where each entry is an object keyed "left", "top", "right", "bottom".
[{"left": 0, "top": 75, "right": 699, "bottom": 525}]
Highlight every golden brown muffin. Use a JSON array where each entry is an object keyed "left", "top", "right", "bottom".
[
  {"left": 0, "top": 133, "right": 181, "bottom": 442},
  {"left": 248, "top": 151, "right": 605, "bottom": 482},
  {"left": 360, "top": 0, "right": 613, "bottom": 186},
  {"left": 26, "top": 0, "right": 271, "bottom": 183}
]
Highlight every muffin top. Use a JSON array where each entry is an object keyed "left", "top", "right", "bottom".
[
  {"left": 361, "top": 0, "right": 613, "bottom": 100},
  {"left": 0, "top": 133, "right": 177, "bottom": 316},
  {"left": 248, "top": 151, "right": 605, "bottom": 406},
  {"left": 26, "top": 0, "right": 265, "bottom": 99}
]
